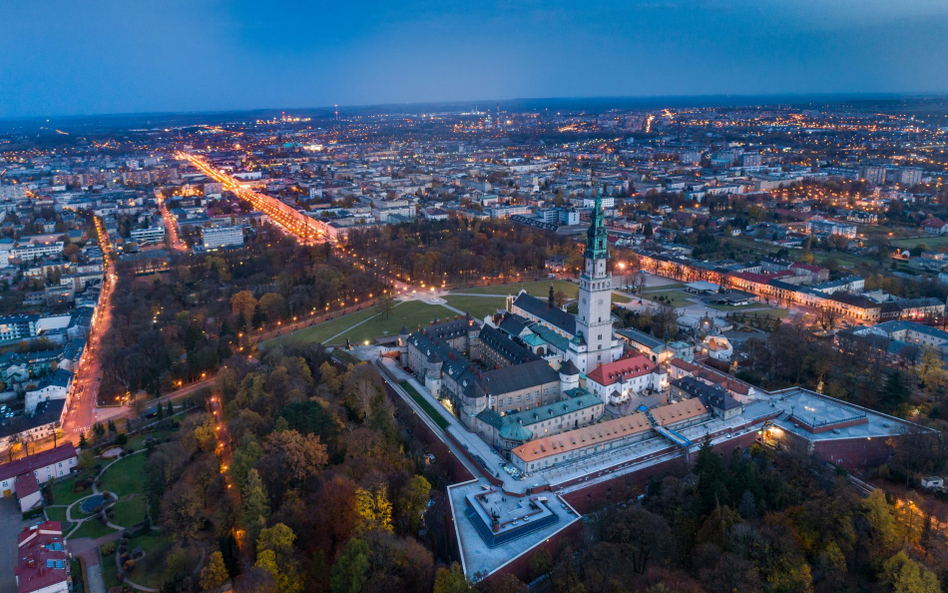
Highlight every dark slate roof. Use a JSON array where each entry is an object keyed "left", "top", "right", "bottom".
[
  {"left": 671, "top": 376, "right": 741, "bottom": 411},
  {"left": 498, "top": 313, "right": 532, "bottom": 337},
  {"left": 559, "top": 359, "right": 580, "bottom": 376},
  {"left": 479, "top": 325, "right": 541, "bottom": 366},
  {"left": 512, "top": 292, "right": 576, "bottom": 336},
  {"left": 478, "top": 359, "right": 560, "bottom": 396}
]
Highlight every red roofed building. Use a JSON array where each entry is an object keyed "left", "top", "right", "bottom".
[
  {"left": 15, "top": 521, "right": 70, "bottom": 593},
  {"left": 0, "top": 444, "right": 78, "bottom": 503},
  {"left": 586, "top": 354, "right": 667, "bottom": 405},
  {"left": 921, "top": 217, "right": 948, "bottom": 236}
]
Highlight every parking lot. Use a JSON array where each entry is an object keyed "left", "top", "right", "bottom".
[{"left": 0, "top": 496, "right": 35, "bottom": 593}]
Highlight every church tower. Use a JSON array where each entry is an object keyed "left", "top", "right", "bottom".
[{"left": 576, "top": 197, "right": 614, "bottom": 372}]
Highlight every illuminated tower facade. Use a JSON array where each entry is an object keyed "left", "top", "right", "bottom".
[{"left": 575, "top": 197, "right": 614, "bottom": 372}]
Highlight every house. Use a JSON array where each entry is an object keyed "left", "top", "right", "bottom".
[
  {"left": 24, "top": 369, "right": 72, "bottom": 414},
  {"left": 0, "top": 444, "right": 78, "bottom": 506},
  {"left": 921, "top": 217, "right": 948, "bottom": 236},
  {"left": 15, "top": 521, "right": 70, "bottom": 593}
]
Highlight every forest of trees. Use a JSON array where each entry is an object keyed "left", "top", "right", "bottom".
[
  {"left": 530, "top": 442, "right": 946, "bottom": 593},
  {"left": 98, "top": 230, "right": 385, "bottom": 403},
  {"left": 143, "top": 343, "right": 528, "bottom": 593},
  {"left": 345, "top": 219, "right": 584, "bottom": 286}
]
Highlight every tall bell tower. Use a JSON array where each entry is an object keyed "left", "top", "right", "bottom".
[{"left": 576, "top": 197, "right": 613, "bottom": 372}]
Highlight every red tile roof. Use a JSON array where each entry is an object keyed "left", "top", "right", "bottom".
[
  {"left": 587, "top": 354, "right": 658, "bottom": 386},
  {"left": 16, "top": 521, "right": 68, "bottom": 593},
  {"left": 0, "top": 444, "right": 77, "bottom": 482}
]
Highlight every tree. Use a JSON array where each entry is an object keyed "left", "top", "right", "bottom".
[
  {"left": 78, "top": 431, "right": 87, "bottom": 449},
  {"left": 330, "top": 538, "right": 371, "bottom": 593},
  {"left": 354, "top": 486, "right": 393, "bottom": 534},
  {"left": 200, "top": 551, "right": 229, "bottom": 591},
  {"left": 433, "top": 563, "right": 473, "bottom": 593},
  {"left": 254, "top": 549, "right": 303, "bottom": 593},
  {"left": 863, "top": 489, "right": 897, "bottom": 550},
  {"left": 375, "top": 292, "right": 395, "bottom": 319},
  {"left": 159, "top": 480, "right": 202, "bottom": 542},
  {"left": 241, "top": 469, "right": 270, "bottom": 529},
  {"left": 259, "top": 293, "right": 287, "bottom": 323},
  {"left": 529, "top": 549, "right": 553, "bottom": 581},
  {"left": 256, "top": 523, "right": 296, "bottom": 559},
  {"left": 398, "top": 475, "right": 431, "bottom": 533},
  {"left": 880, "top": 371, "right": 910, "bottom": 413},
  {"left": 231, "top": 290, "right": 257, "bottom": 325},
  {"left": 881, "top": 551, "right": 940, "bottom": 593}
]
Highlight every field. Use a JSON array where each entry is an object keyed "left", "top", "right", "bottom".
[
  {"left": 70, "top": 517, "right": 117, "bottom": 540},
  {"left": 266, "top": 300, "right": 457, "bottom": 347},
  {"left": 642, "top": 289, "right": 694, "bottom": 308},
  {"left": 111, "top": 495, "right": 147, "bottom": 528},
  {"left": 611, "top": 291, "right": 632, "bottom": 304},
  {"left": 49, "top": 472, "right": 91, "bottom": 506},
  {"left": 399, "top": 381, "right": 450, "bottom": 430},
  {"left": 455, "top": 279, "right": 578, "bottom": 299},
  {"left": 442, "top": 295, "right": 507, "bottom": 319},
  {"left": 45, "top": 506, "right": 72, "bottom": 534},
  {"left": 123, "top": 532, "right": 194, "bottom": 589},
  {"left": 99, "top": 453, "right": 148, "bottom": 497},
  {"left": 890, "top": 235, "right": 948, "bottom": 250}
]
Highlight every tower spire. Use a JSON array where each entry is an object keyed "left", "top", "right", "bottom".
[{"left": 584, "top": 197, "right": 609, "bottom": 261}]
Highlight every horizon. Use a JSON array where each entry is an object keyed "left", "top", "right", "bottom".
[
  {"left": 0, "top": 91, "right": 940, "bottom": 124},
  {"left": 3, "top": 0, "right": 948, "bottom": 119}
]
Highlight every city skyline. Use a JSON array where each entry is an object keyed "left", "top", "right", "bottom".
[{"left": 3, "top": 0, "right": 948, "bottom": 118}]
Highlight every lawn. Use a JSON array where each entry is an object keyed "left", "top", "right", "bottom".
[
  {"left": 611, "top": 292, "right": 632, "bottom": 304},
  {"left": 399, "top": 381, "right": 450, "bottom": 430},
  {"left": 125, "top": 532, "right": 195, "bottom": 589},
  {"left": 263, "top": 306, "right": 378, "bottom": 347},
  {"left": 443, "top": 295, "right": 507, "bottom": 319},
  {"left": 270, "top": 300, "right": 458, "bottom": 347},
  {"left": 127, "top": 429, "right": 172, "bottom": 451},
  {"left": 725, "top": 306, "right": 790, "bottom": 319},
  {"left": 334, "top": 300, "right": 456, "bottom": 344},
  {"left": 456, "top": 279, "right": 579, "bottom": 299},
  {"left": 111, "top": 495, "right": 147, "bottom": 528},
  {"left": 69, "top": 518, "right": 118, "bottom": 540},
  {"left": 49, "top": 472, "right": 91, "bottom": 506},
  {"left": 643, "top": 289, "right": 694, "bottom": 308},
  {"left": 45, "top": 506, "right": 72, "bottom": 533},
  {"left": 890, "top": 235, "right": 948, "bottom": 250},
  {"left": 99, "top": 453, "right": 148, "bottom": 497}
]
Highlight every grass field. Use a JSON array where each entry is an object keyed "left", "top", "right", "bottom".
[
  {"left": 45, "top": 506, "right": 72, "bottom": 533},
  {"left": 49, "top": 473, "right": 91, "bottom": 506},
  {"left": 399, "top": 381, "right": 450, "bottom": 430},
  {"left": 70, "top": 518, "right": 117, "bottom": 540},
  {"left": 890, "top": 235, "right": 948, "bottom": 250},
  {"left": 111, "top": 495, "right": 147, "bottom": 528},
  {"left": 265, "top": 307, "right": 379, "bottom": 347},
  {"left": 124, "top": 532, "right": 183, "bottom": 589},
  {"left": 99, "top": 453, "right": 148, "bottom": 497},
  {"left": 643, "top": 289, "right": 694, "bottom": 308},
  {"left": 611, "top": 292, "right": 632, "bottom": 304},
  {"left": 724, "top": 306, "right": 790, "bottom": 319},
  {"left": 334, "top": 300, "right": 456, "bottom": 344},
  {"left": 443, "top": 295, "right": 507, "bottom": 319},
  {"left": 456, "top": 279, "right": 578, "bottom": 299},
  {"left": 266, "top": 300, "right": 456, "bottom": 347}
]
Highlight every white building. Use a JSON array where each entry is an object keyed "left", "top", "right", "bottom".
[
  {"left": 130, "top": 226, "right": 165, "bottom": 245},
  {"left": 585, "top": 354, "right": 667, "bottom": 405},
  {"left": 202, "top": 225, "right": 245, "bottom": 250}
]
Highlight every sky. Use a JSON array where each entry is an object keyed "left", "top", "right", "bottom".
[{"left": 2, "top": 0, "right": 948, "bottom": 118}]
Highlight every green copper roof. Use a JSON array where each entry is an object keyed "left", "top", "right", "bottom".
[{"left": 584, "top": 197, "right": 609, "bottom": 260}]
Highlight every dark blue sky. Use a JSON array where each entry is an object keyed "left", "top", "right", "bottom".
[{"left": 3, "top": 0, "right": 948, "bottom": 118}]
